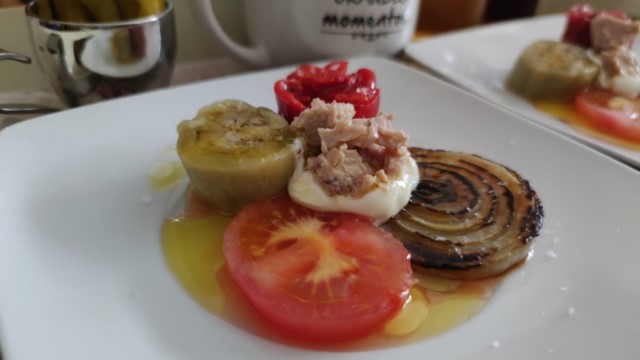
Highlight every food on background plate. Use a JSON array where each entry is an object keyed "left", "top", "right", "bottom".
[
  {"left": 166, "top": 61, "right": 543, "bottom": 346},
  {"left": 176, "top": 100, "right": 298, "bottom": 214},
  {"left": 288, "top": 99, "right": 419, "bottom": 224},
  {"left": 43, "top": 0, "right": 165, "bottom": 22},
  {"left": 506, "top": 4, "right": 640, "bottom": 148},
  {"left": 383, "top": 148, "right": 544, "bottom": 280},
  {"left": 506, "top": 40, "right": 599, "bottom": 101},
  {"left": 274, "top": 61, "right": 380, "bottom": 122},
  {"left": 573, "top": 88, "right": 640, "bottom": 143}
]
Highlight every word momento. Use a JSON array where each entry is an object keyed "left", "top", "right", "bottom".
[{"left": 321, "top": 3, "right": 409, "bottom": 42}]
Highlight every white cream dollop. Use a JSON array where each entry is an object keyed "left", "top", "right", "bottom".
[
  {"left": 288, "top": 150, "right": 419, "bottom": 224},
  {"left": 598, "top": 73, "right": 640, "bottom": 98}
]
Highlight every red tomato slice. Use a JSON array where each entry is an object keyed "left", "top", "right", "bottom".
[
  {"left": 223, "top": 194, "right": 414, "bottom": 343},
  {"left": 574, "top": 88, "right": 640, "bottom": 143}
]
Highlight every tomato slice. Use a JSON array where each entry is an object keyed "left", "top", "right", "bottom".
[
  {"left": 274, "top": 61, "right": 381, "bottom": 122},
  {"left": 575, "top": 88, "right": 640, "bottom": 143},
  {"left": 223, "top": 194, "right": 414, "bottom": 343}
]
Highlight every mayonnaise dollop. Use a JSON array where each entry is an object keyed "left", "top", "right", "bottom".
[{"left": 288, "top": 150, "right": 419, "bottom": 224}]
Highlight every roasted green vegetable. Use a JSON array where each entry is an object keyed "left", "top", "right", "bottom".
[
  {"left": 177, "top": 100, "right": 298, "bottom": 214},
  {"left": 506, "top": 40, "right": 600, "bottom": 101}
]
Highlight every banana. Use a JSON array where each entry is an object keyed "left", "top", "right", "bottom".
[
  {"left": 114, "top": 0, "right": 165, "bottom": 19},
  {"left": 137, "top": 0, "right": 164, "bottom": 17},
  {"left": 506, "top": 40, "right": 600, "bottom": 101},
  {"left": 52, "top": 0, "right": 90, "bottom": 22},
  {"left": 113, "top": 0, "right": 139, "bottom": 19},
  {"left": 79, "top": 0, "right": 121, "bottom": 22},
  {"left": 177, "top": 100, "right": 299, "bottom": 214},
  {"left": 38, "top": 0, "right": 54, "bottom": 20}
]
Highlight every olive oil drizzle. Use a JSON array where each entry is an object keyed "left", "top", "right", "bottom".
[{"left": 161, "top": 191, "right": 501, "bottom": 349}]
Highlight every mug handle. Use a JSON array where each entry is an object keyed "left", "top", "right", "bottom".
[{"left": 190, "top": 0, "right": 270, "bottom": 67}]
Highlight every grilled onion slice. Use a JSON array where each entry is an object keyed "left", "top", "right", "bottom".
[{"left": 383, "top": 148, "right": 544, "bottom": 280}]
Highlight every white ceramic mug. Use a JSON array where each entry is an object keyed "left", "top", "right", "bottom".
[{"left": 190, "top": 0, "right": 421, "bottom": 67}]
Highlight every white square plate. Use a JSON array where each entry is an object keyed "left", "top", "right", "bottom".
[
  {"left": 1, "top": 57, "right": 639, "bottom": 360},
  {"left": 405, "top": 14, "right": 640, "bottom": 169}
]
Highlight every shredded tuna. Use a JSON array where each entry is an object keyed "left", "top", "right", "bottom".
[
  {"left": 291, "top": 99, "right": 409, "bottom": 197},
  {"left": 378, "top": 126, "right": 409, "bottom": 149},
  {"left": 589, "top": 12, "right": 640, "bottom": 91},
  {"left": 318, "top": 122, "right": 369, "bottom": 152},
  {"left": 290, "top": 99, "right": 356, "bottom": 147},
  {"left": 599, "top": 48, "right": 640, "bottom": 77},
  {"left": 591, "top": 13, "right": 640, "bottom": 51},
  {"left": 306, "top": 144, "right": 377, "bottom": 196}
]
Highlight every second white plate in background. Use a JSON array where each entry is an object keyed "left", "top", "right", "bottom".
[{"left": 405, "top": 14, "right": 640, "bottom": 168}]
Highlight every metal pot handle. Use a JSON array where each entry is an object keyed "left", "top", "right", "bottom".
[
  {"left": 0, "top": 49, "right": 60, "bottom": 116},
  {"left": 0, "top": 48, "right": 32, "bottom": 64}
]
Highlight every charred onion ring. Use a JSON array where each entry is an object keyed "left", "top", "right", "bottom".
[{"left": 383, "top": 148, "right": 544, "bottom": 280}]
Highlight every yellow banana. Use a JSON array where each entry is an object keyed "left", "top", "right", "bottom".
[
  {"left": 79, "top": 0, "right": 121, "bottom": 22},
  {"left": 52, "top": 0, "right": 90, "bottom": 22},
  {"left": 137, "top": 0, "right": 164, "bottom": 17},
  {"left": 38, "top": 0, "right": 53, "bottom": 20},
  {"left": 113, "top": 0, "right": 138, "bottom": 19},
  {"left": 114, "top": 0, "right": 165, "bottom": 20}
]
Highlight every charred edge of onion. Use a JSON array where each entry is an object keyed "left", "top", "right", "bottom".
[
  {"left": 384, "top": 148, "right": 544, "bottom": 280},
  {"left": 520, "top": 186, "right": 544, "bottom": 244}
]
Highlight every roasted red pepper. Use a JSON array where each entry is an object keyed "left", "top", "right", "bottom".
[
  {"left": 274, "top": 61, "right": 380, "bottom": 122},
  {"left": 561, "top": 4, "right": 597, "bottom": 47}
]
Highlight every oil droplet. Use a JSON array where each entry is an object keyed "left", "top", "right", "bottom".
[
  {"left": 149, "top": 161, "right": 186, "bottom": 192},
  {"left": 405, "top": 292, "right": 489, "bottom": 341},
  {"left": 383, "top": 287, "right": 429, "bottom": 336},
  {"left": 491, "top": 340, "right": 500, "bottom": 348},
  {"left": 141, "top": 194, "right": 153, "bottom": 205},
  {"left": 416, "top": 270, "right": 461, "bottom": 292},
  {"left": 162, "top": 213, "right": 231, "bottom": 314}
]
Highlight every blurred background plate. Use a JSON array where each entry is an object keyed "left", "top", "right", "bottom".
[{"left": 405, "top": 14, "right": 640, "bottom": 169}]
